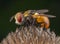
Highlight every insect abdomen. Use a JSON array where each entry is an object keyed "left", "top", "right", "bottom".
[{"left": 36, "top": 16, "right": 50, "bottom": 29}]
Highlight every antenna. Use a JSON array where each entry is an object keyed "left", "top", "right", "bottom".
[{"left": 9, "top": 15, "right": 15, "bottom": 22}]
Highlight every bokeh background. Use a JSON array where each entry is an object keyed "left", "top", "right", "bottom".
[{"left": 0, "top": 0, "right": 60, "bottom": 42}]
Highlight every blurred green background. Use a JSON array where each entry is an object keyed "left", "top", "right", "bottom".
[{"left": 0, "top": 0, "right": 60, "bottom": 42}]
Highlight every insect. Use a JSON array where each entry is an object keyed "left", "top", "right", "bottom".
[{"left": 10, "top": 9, "right": 56, "bottom": 29}]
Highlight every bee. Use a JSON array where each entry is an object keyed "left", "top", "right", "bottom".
[{"left": 10, "top": 10, "right": 56, "bottom": 29}]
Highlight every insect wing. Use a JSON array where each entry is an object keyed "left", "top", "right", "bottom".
[
  {"left": 36, "top": 9, "right": 49, "bottom": 14},
  {"left": 37, "top": 13, "right": 56, "bottom": 18},
  {"left": 45, "top": 14, "right": 56, "bottom": 18}
]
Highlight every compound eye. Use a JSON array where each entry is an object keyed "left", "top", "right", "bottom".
[
  {"left": 15, "top": 12, "right": 23, "bottom": 23},
  {"left": 17, "top": 15, "right": 22, "bottom": 22}
]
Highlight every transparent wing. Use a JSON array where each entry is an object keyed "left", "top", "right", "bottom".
[
  {"left": 39, "top": 14, "right": 56, "bottom": 18},
  {"left": 45, "top": 14, "right": 56, "bottom": 18},
  {"left": 24, "top": 9, "right": 49, "bottom": 15},
  {"left": 36, "top": 9, "right": 49, "bottom": 14}
]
